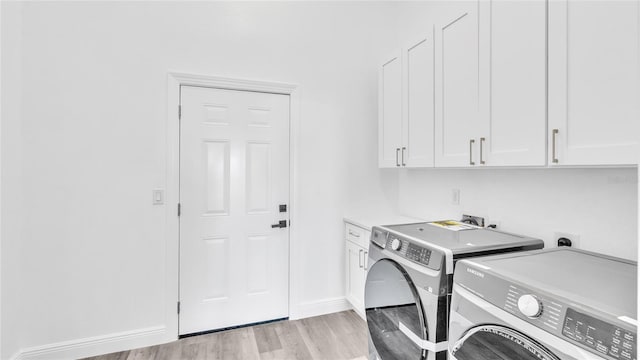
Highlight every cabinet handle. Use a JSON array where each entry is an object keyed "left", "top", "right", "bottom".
[
  {"left": 469, "top": 139, "right": 476, "bottom": 165},
  {"left": 552, "top": 129, "right": 559, "bottom": 163},
  {"left": 359, "top": 249, "right": 363, "bottom": 268},
  {"left": 480, "top": 137, "right": 486, "bottom": 165},
  {"left": 396, "top": 148, "right": 400, "bottom": 167},
  {"left": 364, "top": 251, "right": 368, "bottom": 270},
  {"left": 348, "top": 230, "right": 360, "bottom": 238},
  {"left": 401, "top": 147, "right": 406, "bottom": 166}
]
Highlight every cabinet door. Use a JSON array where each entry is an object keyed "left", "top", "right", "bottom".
[
  {"left": 479, "top": 0, "right": 547, "bottom": 166},
  {"left": 345, "top": 241, "right": 365, "bottom": 315},
  {"left": 548, "top": 0, "right": 640, "bottom": 166},
  {"left": 379, "top": 51, "right": 403, "bottom": 168},
  {"left": 435, "top": 2, "right": 482, "bottom": 167},
  {"left": 403, "top": 35, "right": 435, "bottom": 167}
]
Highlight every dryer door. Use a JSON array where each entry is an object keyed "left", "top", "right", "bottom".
[
  {"left": 365, "top": 259, "right": 427, "bottom": 360},
  {"left": 450, "top": 325, "right": 561, "bottom": 360}
]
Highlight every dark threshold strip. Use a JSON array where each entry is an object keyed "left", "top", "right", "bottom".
[{"left": 179, "top": 317, "right": 289, "bottom": 339}]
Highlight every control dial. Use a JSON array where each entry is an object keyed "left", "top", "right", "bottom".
[
  {"left": 518, "top": 294, "right": 542, "bottom": 318},
  {"left": 391, "top": 238, "right": 402, "bottom": 251}
]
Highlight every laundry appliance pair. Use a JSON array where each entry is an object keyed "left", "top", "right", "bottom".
[{"left": 365, "top": 222, "right": 636, "bottom": 360}]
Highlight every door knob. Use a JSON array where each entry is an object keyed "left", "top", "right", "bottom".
[{"left": 271, "top": 220, "right": 287, "bottom": 228}]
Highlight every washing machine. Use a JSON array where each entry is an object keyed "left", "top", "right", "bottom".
[
  {"left": 449, "top": 248, "right": 637, "bottom": 360},
  {"left": 364, "top": 222, "right": 544, "bottom": 360}
]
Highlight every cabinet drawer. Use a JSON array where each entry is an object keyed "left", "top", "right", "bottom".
[{"left": 345, "top": 223, "right": 370, "bottom": 249}]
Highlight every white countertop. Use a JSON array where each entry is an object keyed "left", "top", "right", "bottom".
[{"left": 343, "top": 214, "right": 423, "bottom": 231}]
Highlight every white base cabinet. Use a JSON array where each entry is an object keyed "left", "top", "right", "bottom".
[{"left": 344, "top": 222, "right": 370, "bottom": 318}]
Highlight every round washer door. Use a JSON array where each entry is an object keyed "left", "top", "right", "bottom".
[
  {"left": 365, "top": 258, "right": 427, "bottom": 360},
  {"left": 450, "top": 325, "right": 561, "bottom": 360}
]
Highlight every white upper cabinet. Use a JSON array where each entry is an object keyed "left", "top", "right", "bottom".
[
  {"left": 434, "top": 2, "right": 482, "bottom": 167},
  {"left": 379, "top": 38, "right": 435, "bottom": 168},
  {"left": 403, "top": 35, "right": 435, "bottom": 167},
  {"left": 548, "top": 0, "right": 640, "bottom": 166},
  {"left": 478, "top": 0, "right": 547, "bottom": 166},
  {"left": 435, "top": 0, "right": 546, "bottom": 167},
  {"left": 379, "top": 52, "right": 403, "bottom": 168}
]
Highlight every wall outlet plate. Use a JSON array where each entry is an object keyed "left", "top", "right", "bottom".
[
  {"left": 462, "top": 214, "right": 485, "bottom": 227},
  {"left": 554, "top": 232, "right": 580, "bottom": 248},
  {"left": 451, "top": 189, "right": 460, "bottom": 205}
]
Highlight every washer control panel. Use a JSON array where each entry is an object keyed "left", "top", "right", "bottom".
[
  {"left": 405, "top": 242, "right": 432, "bottom": 266},
  {"left": 563, "top": 308, "right": 637, "bottom": 360},
  {"left": 384, "top": 236, "right": 434, "bottom": 269}
]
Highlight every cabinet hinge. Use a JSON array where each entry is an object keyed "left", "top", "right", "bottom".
[
  {"left": 178, "top": 105, "right": 182, "bottom": 120},
  {"left": 177, "top": 203, "right": 181, "bottom": 217},
  {"left": 177, "top": 301, "right": 181, "bottom": 314}
]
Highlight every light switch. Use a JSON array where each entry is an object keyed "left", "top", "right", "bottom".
[{"left": 152, "top": 189, "right": 164, "bottom": 205}]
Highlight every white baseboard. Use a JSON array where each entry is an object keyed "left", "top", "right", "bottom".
[
  {"left": 290, "top": 296, "right": 351, "bottom": 320},
  {"left": 12, "top": 325, "right": 172, "bottom": 360}
]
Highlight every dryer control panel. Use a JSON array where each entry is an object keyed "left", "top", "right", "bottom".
[{"left": 563, "top": 308, "right": 637, "bottom": 360}]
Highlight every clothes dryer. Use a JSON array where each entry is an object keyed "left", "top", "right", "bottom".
[{"left": 449, "top": 248, "right": 637, "bottom": 360}]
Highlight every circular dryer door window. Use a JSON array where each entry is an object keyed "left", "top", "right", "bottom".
[
  {"left": 450, "top": 325, "right": 561, "bottom": 360},
  {"left": 365, "top": 259, "right": 427, "bottom": 360}
]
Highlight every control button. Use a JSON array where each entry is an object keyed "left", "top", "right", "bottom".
[
  {"left": 622, "top": 341, "right": 633, "bottom": 350},
  {"left": 624, "top": 333, "right": 635, "bottom": 342},
  {"left": 596, "top": 344, "right": 608, "bottom": 354},
  {"left": 518, "top": 294, "right": 542, "bottom": 318},
  {"left": 391, "top": 238, "right": 402, "bottom": 251},
  {"left": 586, "top": 338, "right": 595, "bottom": 347}
]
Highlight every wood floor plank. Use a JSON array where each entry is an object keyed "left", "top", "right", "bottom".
[
  {"left": 153, "top": 341, "right": 181, "bottom": 360},
  {"left": 125, "top": 345, "right": 159, "bottom": 360},
  {"left": 260, "top": 320, "right": 314, "bottom": 360},
  {"left": 219, "top": 327, "right": 261, "bottom": 360},
  {"left": 295, "top": 315, "right": 346, "bottom": 359},
  {"left": 79, "top": 310, "right": 366, "bottom": 360},
  {"left": 253, "top": 322, "right": 283, "bottom": 353}
]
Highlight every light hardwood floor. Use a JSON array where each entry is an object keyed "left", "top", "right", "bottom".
[{"left": 82, "top": 311, "right": 368, "bottom": 360}]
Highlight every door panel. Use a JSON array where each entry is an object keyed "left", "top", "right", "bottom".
[
  {"left": 346, "top": 241, "right": 365, "bottom": 313},
  {"left": 379, "top": 52, "right": 403, "bottom": 168},
  {"left": 451, "top": 325, "right": 561, "bottom": 360},
  {"left": 482, "top": 0, "right": 547, "bottom": 166},
  {"left": 548, "top": 0, "right": 640, "bottom": 165},
  {"left": 365, "top": 259, "right": 427, "bottom": 360},
  {"left": 404, "top": 36, "right": 435, "bottom": 167},
  {"left": 179, "top": 86, "right": 290, "bottom": 335},
  {"left": 435, "top": 4, "right": 481, "bottom": 167}
]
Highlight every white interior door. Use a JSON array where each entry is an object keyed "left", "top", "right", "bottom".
[{"left": 179, "top": 86, "right": 290, "bottom": 335}]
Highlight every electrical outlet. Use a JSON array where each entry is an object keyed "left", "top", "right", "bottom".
[
  {"left": 452, "top": 189, "right": 460, "bottom": 205},
  {"left": 554, "top": 232, "right": 580, "bottom": 248}
]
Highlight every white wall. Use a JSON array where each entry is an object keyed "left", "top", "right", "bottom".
[
  {"left": 1, "top": 2, "right": 399, "bottom": 358},
  {"left": 395, "top": 168, "right": 638, "bottom": 260},
  {"left": 1, "top": 2, "right": 24, "bottom": 359}
]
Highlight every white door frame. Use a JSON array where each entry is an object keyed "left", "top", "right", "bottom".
[{"left": 165, "top": 72, "right": 300, "bottom": 338}]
